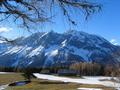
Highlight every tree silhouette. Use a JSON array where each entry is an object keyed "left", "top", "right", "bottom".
[{"left": 0, "top": 0, "right": 101, "bottom": 29}]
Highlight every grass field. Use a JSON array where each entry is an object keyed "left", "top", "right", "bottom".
[
  {"left": 0, "top": 73, "right": 24, "bottom": 85},
  {"left": 0, "top": 73, "right": 116, "bottom": 90}
]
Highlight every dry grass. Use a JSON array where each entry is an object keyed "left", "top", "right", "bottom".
[
  {"left": 0, "top": 73, "right": 25, "bottom": 85},
  {"left": 0, "top": 73, "right": 116, "bottom": 90},
  {"left": 7, "top": 80, "right": 115, "bottom": 90}
]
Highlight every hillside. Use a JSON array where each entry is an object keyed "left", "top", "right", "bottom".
[{"left": 0, "top": 30, "right": 119, "bottom": 68}]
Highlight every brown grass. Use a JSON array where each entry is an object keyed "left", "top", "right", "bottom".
[
  {"left": 0, "top": 73, "right": 116, "bottom": 90},
  {"left": 0, "top": 73, "right": 24, "bottom": 85}
]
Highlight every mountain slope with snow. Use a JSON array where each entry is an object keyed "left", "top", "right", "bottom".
[{"left": 0, "top": 30, "right": 119, "bottom": 68}]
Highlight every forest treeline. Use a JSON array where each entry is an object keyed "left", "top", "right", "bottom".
[{"left": 0, "top": 62, "right": 120, "bottom": 77}]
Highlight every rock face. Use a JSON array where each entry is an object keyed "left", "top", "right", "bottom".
[{"left": 0, "top": 30, "right": 119, "bottom": 68}]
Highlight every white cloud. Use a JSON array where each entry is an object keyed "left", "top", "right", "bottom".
[
  {"left": 0, "top": 40, "right": 6, "bottom": 43},
  {"left": 110, "top": 39, "right": 118, "bottom": 45},
  {"left": 0, "top": 27, "right": 12, "bottom": 33}
]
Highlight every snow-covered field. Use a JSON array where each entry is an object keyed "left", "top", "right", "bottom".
[
  {"left": 34, "top": 73, "right": 120, "bottom": 90},
  {"left": 0, "top": 72, "right": 8, "bottom": 74},
  {"left": 0, "top": 85, "right": 8, "bottom": 90},
  {"left": 0, "top": 72, "right": 14, "bottom": 74},
  {"left": 77, "top": 88, "right": 102, "bottom": 90}
]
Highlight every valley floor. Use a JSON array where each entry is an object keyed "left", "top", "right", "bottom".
[{"left": 0, "top": 72, "right": 118, "bottom": 90}]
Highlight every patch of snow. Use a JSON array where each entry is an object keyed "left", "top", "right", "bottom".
[
  {"left": 68, "top": 46, "right": 90, "bottom": 61},
  {"left": 28, "top": 60, "right": 33, "bottom": 65},
  {"left": 12, "top": 46, "right": 32, "bottom": 66},
  {"left": 110, "top": 39, "right": 119, "bottom": 45},
  {"left": 0, "top": 72, "right": 8, "bottom": 74},
  {"left": 43, "top": 45, "right": 60, "bottom": 67},
  {"left": 77, "top": 88, "right": 102, "bottom": 90},
  {"left": 0, "top": 85, "right": 8, "bottom": 90},
  {"left": 61, "top": 39, "right": 67, "bottom": 47},
  {"left": 3, "top": 46, "right": 23, "bottom": 55},
  {"left": 34, "top": 74, "right": 120, "bottom": 89},
  {"left": 45, "top": 45, "right": 59, "bottom": 56},
  {"left": 50, "top": 50, "right": 58, "bottom": 56},
  {"left": 39, "top": 32, "right": 49, "bottom": 39},
  {"left": 28, "top": 46, "right": 44, "bottom": 57},
  {"left": 0, "top": 40, "right": 6, "bottom": 43},
  {"left": 34, "top": 73, "right": 101, "bottom": 85}
]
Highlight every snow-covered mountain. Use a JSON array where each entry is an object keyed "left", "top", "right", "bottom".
[
  {"left": 0, "top": 37, "right": 12, "bottom": 53},
  {"left": 0, "top": 30, "right": 119, "bottom": 68}
]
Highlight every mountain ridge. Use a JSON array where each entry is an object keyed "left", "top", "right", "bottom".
[{"left": 0, "top": 30, "right": 119, "bottom": 68}]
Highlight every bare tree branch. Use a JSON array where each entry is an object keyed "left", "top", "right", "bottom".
[{"left": 0, "top": 0, "right": 101, "bottom": 29}]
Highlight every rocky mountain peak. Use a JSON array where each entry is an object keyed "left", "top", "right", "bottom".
[{"left": 0, "top": 30, "right": 119, "bottom": 67}]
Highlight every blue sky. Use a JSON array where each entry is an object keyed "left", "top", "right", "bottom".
[{"left": 0, "top": 0, "right": 120, "bottom": 45}]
